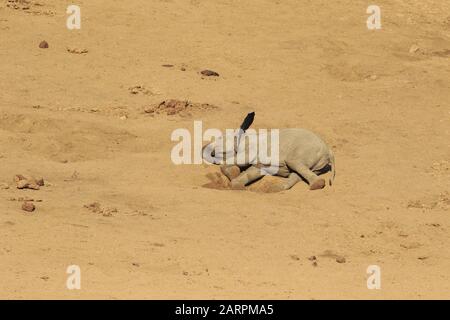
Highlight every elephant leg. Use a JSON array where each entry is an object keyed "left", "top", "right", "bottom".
[
  {"left": 230, "top": 166, "right": 264, "bottom": 190},
  {"left": 286, "top": 161, "right": 325, "bottom": 190},
  {"left": 264, "top": 172, "right": 302, "bottom": 193},
  {"left": 220, "top": 165, "right": 241, "bottom": 181}
]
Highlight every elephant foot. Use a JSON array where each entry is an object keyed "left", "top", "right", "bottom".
[
  {"left": 310, "top": 178, "right": 325, "bottom": 190},
  {"left": 221, "top": 165, "right": 241, "bottom": 181}
]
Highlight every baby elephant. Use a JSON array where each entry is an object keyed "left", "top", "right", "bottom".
[{"left": 202, "top": 127, "right": 335, "bottom": 192}]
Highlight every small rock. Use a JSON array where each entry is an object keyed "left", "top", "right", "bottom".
[
  {"left": 15, "top": 174, "right": 42, "bottom": 190},
  {"left": 200, "top": 69, "right": 219, "bottom": 77},
  {"left": 162, "top": 64, "right": 174, "bottom": 68},
  {"left": 39, "top": 41, "right": 49, "bottom": 49},
  {"left": 67, "top": 47, "right": 88, "bottom": 54},
  {"left": 308, "top": 256, "right": 317, "bottom": 261},
  {"left": 335, "top": 256, "right": 346, "bottom": 264},
  {"left": 128, "top": 85, "right": 149, "bottom": 95},
  {"left": 144, "top": 106, "right": 155, "bottom": 114},
  {"left": 36, "top": 178, "right": 45, "bottom": 186},
  {"left": 84, "top": 202, "right": 102, "bottom": 213},
  {"left": 17, "top": 179, "right": 30, "bottom": 189},
  {"left": 14, "top": 174, "right": 26, "bottom": 183},
  {"left": 102, "top": 207, "right": 117, "bottom": 217},
  {"left": 22, "top": 202, "right": 35, "bottom": 212}
]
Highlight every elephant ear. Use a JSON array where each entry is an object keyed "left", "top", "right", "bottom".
[{"left": 239, "top": 112, "right": 255, "bottom": 132}]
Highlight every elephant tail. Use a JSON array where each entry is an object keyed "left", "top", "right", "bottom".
[{"left": 329, "top": 149, "right": 336, "bottom": 186}]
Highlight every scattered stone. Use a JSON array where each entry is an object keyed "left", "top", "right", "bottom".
[
  {"left": 22, "top": 201, "right": 35, "bottom": 212},
  {"left": 418, "top": 256, "right": 429, "bottom": 260},
  {"left": 290, "top": 255, "right": 300, "bottom": 261},
  {"left": 200, "top": 69, "right": 220, "bottom": 77},
  {"left": 335, "top": 256, "right": 346, "bottom": 264},
  {"left": 67, "top": 47, "right": 88, "bottom": 54},
  {"left": 426, "top": 223, "right": 441, "bottom": 228},
  {"left": 16, "top": 179, "right": 30, "bottom": 189},
  {"left": 39, "top": 40, "right": 49, "bottom": 49},
  {"left": 36, "top": 178, "right": 45, "bottom": 186},
  {"left": 312, "top": 261, "right": 318, "bottom": 267},
  {"left": 180, "top": 67, "right": 186, "bottom": 71},
  {"left": 14, "top": 174, "right": 42, "bottom": 190},
  {"left": 308, "top": 256, "right": 317, "bottom": 261},
  {"left": 319, "top": 250, "right": 348, "bottom": 264},
  {"left": 84, "top": 202, "right": 101, "bottom": 212},
  {"left": 101, "top": 207, "right": 117, "bottom": 217},
  {"left": 10, "top": 197, "right": 42, "bottom": 202},
  {"left": 129, "top": 85, "right": 151, "bottom": 95}
]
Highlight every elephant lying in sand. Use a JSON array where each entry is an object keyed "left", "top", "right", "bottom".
[{"left": 202, "top": 116, "right": 335, "bottom": 192}]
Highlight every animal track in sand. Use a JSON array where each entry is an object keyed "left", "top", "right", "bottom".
[
  {"left": 84, "top": 202, "right": 117, "bottom": 217},
  {"left": 407, "top": 192, "right": 450, "bottom": 210},
  {"left": 144, "top": 99, "right": 218, "bottom": 116}
]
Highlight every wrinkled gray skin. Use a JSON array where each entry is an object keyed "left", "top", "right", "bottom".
[{"left": 203, "top": 128, "right": 335, "bottom": 192}]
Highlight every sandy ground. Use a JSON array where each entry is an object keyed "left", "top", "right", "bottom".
[{"left": 0, "top": 0, "right": 449, "bottom": 299}]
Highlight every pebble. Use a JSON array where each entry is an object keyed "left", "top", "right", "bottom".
[
  {"left": 200, "top": 69, "right": 219, "bottom": 77},
  {"left": 39, "top": 40, "right": 49, "bottom": 49},
  {"left": 22, "top": 201, "right": 35, "bottom": 212}
]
